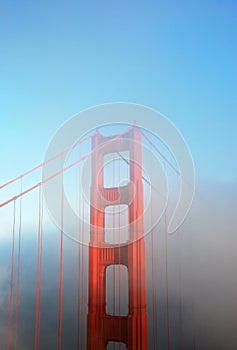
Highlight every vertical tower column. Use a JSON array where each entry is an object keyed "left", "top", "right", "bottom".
[{"left": 87, "top": 126, "right": 148, "bottom": 349}]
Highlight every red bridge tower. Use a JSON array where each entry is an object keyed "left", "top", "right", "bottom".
[{"left": 87, "top": 126, "right": 148, "bottom": 349}]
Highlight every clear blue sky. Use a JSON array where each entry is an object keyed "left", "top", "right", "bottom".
[{"left": 0, "top": 0, "right": 236, "bottom": 185}]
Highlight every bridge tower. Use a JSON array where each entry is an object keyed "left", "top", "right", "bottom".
[{"left": 87, "top": 126, "right": 148, "bottom": 349}]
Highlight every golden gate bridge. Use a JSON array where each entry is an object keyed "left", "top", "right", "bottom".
[{"left": 0, "top": 124, "right": 190, "bottom": 350}]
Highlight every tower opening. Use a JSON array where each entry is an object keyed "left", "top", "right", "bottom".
[
  {"left": 107, "top": 341, "right": 127, "bottom": 349},
  {"left": 103, "top": 151, "right": 130, "bottom": 188},
  {"left": 106, "top": 264, "right": 128, "bottom": 316},
  {"left": 105, "top": 205, "right": 129, "bottom": 244}
]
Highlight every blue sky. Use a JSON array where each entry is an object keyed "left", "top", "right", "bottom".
[
  {"left": 0, "top": 0, "right": 236, "bottom": 185},
  {"left": 0, "top": 3, "right": 237, "bottom": 349}
]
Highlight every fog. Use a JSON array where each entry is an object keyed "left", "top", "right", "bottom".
[{"left": 0, "top": 181, "right": 236, "bottom": 349}]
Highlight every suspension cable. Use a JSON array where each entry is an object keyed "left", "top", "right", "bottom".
[
  {"left": 0, "top": 133, "right": 95, "bottom": 190},
  {"left": 0, "top": 127, "right": 134, "bottom": 209}
]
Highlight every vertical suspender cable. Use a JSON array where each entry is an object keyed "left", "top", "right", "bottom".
[
  {"left": 178, "top": 228, "right": 183, "bottom": 350},
  {"left": 164, "top": 160, "right": 171, "bottom": 350},
  {"left": 118, "top": 150, "right": 121, "bottom": 349},
  {"left": 57, "top": 171, "right": 64, "bottom": 350},
  {"left": 77, "top": 152, "right": 81, "bottom": 350},
  {"left": 77, "top": 248, "right": 81, "bottom": 350},
  {"left": 8, "top": 200, "right": 16, "bottom": 350},
  {"left": 80, "top": 184, "right": 85, "bottom": 350},
  {"left": 112, "top": 153, "right": 115, "bottom": 350},
  {"left": 165, "top": 210, "right": 171, "bottom": 350},
  {"left": 113, "top": 154, "right": 115, "bottom": 321},
  {"left": 34, "top": 189, "right": 39, "bottom": 350},
  {"left": 38, "top": 184, "right": 43, "bottom": 349},
  {"left": 14, "top": 178, "right": 23, "bottom": 350},
  {"left": 77, "top": 245, "right": 81, "bottom": 350},
  {"left": 191, "top": 233, "right": 196, "bottom": 350},
  {"left": 151, "top": 228, "right": 156, "bottom": 350},
  {"left": 94, "top": 132, "right": 99, "bottom": 349},
  {"left": 34, "top": 184, "right": 43, "bottom": 350},
  {"left": 150, "top": 142, "right": 158, "bottom": 350}
]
